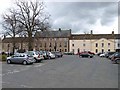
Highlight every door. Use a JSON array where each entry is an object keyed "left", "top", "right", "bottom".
[{"left": 10, "top": 55, "right": 19, "bottom": 63}]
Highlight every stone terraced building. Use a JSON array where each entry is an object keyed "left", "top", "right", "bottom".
[{"left": 1, "top": 29, "right": 120, "bottom": 54}]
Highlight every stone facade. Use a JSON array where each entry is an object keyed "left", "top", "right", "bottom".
[
  {"left": 34, "top": 38, "right": 69, "bottom": 52},
  {"left": 69, "top": 31, "right": 120, "bottom": 54},
  {"left": 2, "top": 30, "right": 120, "bottom": 54},
  {"left": 2, "top": 29, "right": 71, "bottom": 53}
]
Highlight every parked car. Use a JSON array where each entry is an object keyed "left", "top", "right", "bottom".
[
  {"left": 96, "top": 52, "right": 103, "bottom": 56},
  {"left": 26, "top": 51, "right": 44, "bottom": 62},
  {"left": 64, "top": 52, "right": 74, "bottom": 55},
  {"left": 78, "top": 51, "right": 95, "bottom": 56},
  {"left": 7, "top": 53, "right": 34, "bottom": 65},
  {"left": 105, "top": 52, "right": 115, "bottom": 58},
  {"left": 87, "top": 51, "right": 95, "bottom": 55},
  {"left": 48, "top": 52, "right": 56, "bottom": 59},
  {"left": 99, "top": 53, "right": 106, "bottom": 57},
  {"left": 108, "top": 53, "right": 116, "bottom": 60},
  {"left": 111, "top": 52, "right": 120, "bottom": 64},
  {"left": 79, "top": 53, "right": 93, "bottom": 58},
  {"left": 51, "top": 51, "right": 63, "bottom": 58},
  {"left": 114, "top": 58, "right": 120, "bottom": 64},
  {"left": 41, "top": 51, "right": 49, "bottom": 59}
]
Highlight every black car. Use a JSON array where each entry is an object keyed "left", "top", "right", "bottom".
[{"left": 79, "top": 53, "right": 93, "bottom": 58}]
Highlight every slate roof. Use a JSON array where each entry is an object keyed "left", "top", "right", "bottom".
[
  {"left": 115, "top": 34, "right": 120, "bottom": 39},
  {"left": 70, "top": 34, "right": 120, "bottom": 40},
  {"left": 2, "top": 32, "right": 120, "bottom": 43},
  {"left": 35, "top": 30, "right": 71, "bottom": 38},
  {"left": 2, "top": 37, "right": 33, "bottom": 43}
]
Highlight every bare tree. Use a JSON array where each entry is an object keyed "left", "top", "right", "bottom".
[
  {"left": 18, "top": 30, "right": 27, "bottom": 51},
  {"left": 2, "top": 9, "right": 21, "bottom": 54},
  {"left": 15, "top": 0, "right": 50, "bottom": 50},
  {"left": 2, "top": 0, "right": 50, "bottom": 51}
]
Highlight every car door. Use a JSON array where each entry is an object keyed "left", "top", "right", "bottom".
[
  {"left": 10, "top": 54, "right": 19, "bottom": 63},
  {"left": 18, "top": 54, "right": 25, "bottom": 63}
]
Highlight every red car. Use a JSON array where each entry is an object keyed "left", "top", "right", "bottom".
[
  {"left": 76, "top": 51, "right": 95, "bottom": 55},
  {"left": 87, "top": 51, "right": 95, "bottom": 55}
]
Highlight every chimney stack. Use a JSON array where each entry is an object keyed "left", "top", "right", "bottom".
[
  {"left": 112, "top": 31, "right": 114, "bottom": 35},
  {"left": 59, "top": 28, "right": 61, "bottom": 31},
  {"left": 90, "top": 30, "right": 93, "bottom": 34}
]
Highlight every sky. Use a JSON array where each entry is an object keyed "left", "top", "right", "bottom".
[{"left": 0, "top": 0, "right": 119, "bottom": 35}]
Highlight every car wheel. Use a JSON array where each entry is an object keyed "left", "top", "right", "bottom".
[
  {"left": 34, "top": 58, "right": 37, "bottom": 63},
  {"left": 23, "top": 61, "right": 27, "bottom": 65},
  {"left": 7, "top": 60, "right": 11, "bottom": 64},
  {"left": 115, "top": 60, "right": 118, "bottom": 64},
  {"left": 112, "top": 61, "right": 117, "bottom": 64},
  {"left": 49, "top": 56, "right": 51, "bottom": 59}
]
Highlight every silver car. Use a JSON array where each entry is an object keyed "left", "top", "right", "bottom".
[
  {"left": 48, "top": 52, "right": 56, "bottom": 59},
  {"left": 26, "top": 51, "right": 44, "bottom": 62},
  {"left": 7, "top": 53, "right": 35, "bottom": 65}
]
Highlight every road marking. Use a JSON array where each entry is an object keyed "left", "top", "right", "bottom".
[
  {"left": 20, "top": 85, "right": 32, "bottom": 88},
  {"left": 2, "top": 82, "right": 10, "bottom": 84},
  {"left": 2, "top": 63, "right": 45, "bottom": 76},
  {"left": 3, "top": 68, "right": 28, "bottom": 76}
]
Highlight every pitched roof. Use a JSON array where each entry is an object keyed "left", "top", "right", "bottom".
[
  {"left": 70, "top": 34, "right": 120, "bottom": 40},
  {"left": 115, "top": 34, "right": 120, "bottom": 39},
  {"left": 35, "top": 30, "right": 71, "bottom": 38},
  {"left": 2, "top": 37, "right": 33, "bottom": 43}
]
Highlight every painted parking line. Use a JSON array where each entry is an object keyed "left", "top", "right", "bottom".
[
  {"left": 2, "top": 68, "right": 29, "bottom": 76},
  {"left": 2, "top": 81, "right": 33, "bottom": 88},
  {"left": 20, "top": 85, "right": 33, "bottom": 88},
  {"left": 2, "top": 63, "right": 45, "bottom": 76}
]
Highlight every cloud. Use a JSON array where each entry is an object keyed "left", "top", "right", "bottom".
[{"left": 46, "top": 2, "right": 118, "bottom": 34}]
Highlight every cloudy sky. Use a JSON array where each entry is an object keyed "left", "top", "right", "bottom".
[
  {"left": 0, "top": 0, "right": 119, "bottom": 35},
  {"left": 45, "top": 1, "right": 118, "bottom": 34}
]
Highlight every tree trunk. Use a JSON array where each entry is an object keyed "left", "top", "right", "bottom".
[
  {"left": 28, "top": 32, "right": 33, "bottom": 51},
  {"left": 12, "top": 35, "right": 16, "bottom": 54},
  {"left": 12, "top": 41, "right": 15, "bottom": 54},
  {"left": 21, "top": 41, "right": 23, "bottom": 50}
]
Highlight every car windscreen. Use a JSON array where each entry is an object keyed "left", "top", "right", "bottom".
[{"left": 35, "top": 51, "right": 40, "bottom": 55}]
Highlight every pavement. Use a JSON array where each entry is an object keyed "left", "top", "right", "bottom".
[{"left": 1, "top": 55, "right": 118, "bottom": 88}]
